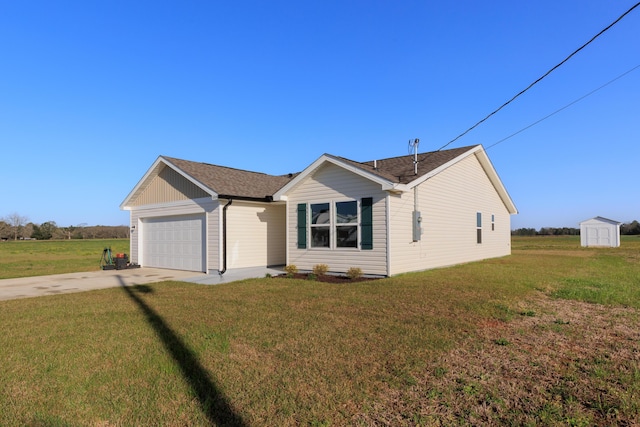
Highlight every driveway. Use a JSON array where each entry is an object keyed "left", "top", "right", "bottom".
[{"left": 0, "top": 267, "right": 283, "bottom": 301}]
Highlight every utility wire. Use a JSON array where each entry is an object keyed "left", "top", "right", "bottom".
[
  {"left": 485, "top": 64, "right": 640, "bottom": 150},
  {"left": 437, "top": 1, "right": 640, "bottom": 152}
]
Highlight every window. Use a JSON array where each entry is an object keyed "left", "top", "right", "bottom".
[
  {"left": 476, "top": 212, "right": 482, "bottom": 244},
  {"left": 336, "top": 201, "right": 358, "bottom": 247},
  {"left": 310, "top": 203, "right": 330, "bottom": 248},
  {"left": 491, "top": 214, "right": 495, "bottom": 231},
  {"left": 297, "top": 199, "right": 372, "bottom": 250}
]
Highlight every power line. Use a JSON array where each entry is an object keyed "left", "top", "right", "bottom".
[
  {"left": 437, "top": 1, "right": 640, "bottom": 152},
  {"left": 485, "top": 64, "right": 640, "bottom": 150}
]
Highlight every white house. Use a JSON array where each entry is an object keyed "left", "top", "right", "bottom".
[
  {"left": 120, "top": 144, "right": 518, "bottom": 277},
  {"left": 579, "top": 216, "right": 621, "bottom": 248}
]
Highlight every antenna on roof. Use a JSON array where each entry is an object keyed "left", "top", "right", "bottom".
[{"left": 409, "top": 138, "right": 420, "bottom": 175}]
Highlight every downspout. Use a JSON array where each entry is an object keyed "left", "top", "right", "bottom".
[{"left": 218, "top": 199, "right": 233, "bottom": 275}]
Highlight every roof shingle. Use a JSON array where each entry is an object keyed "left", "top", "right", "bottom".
[{"left": 162, "top": 145, "right": 478, "bottom": 199}]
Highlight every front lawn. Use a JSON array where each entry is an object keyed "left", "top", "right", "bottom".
[{"left": 0, "top": 236, "right": 639, "bottom": 425}]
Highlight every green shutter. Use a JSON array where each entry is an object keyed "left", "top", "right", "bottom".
[
  {"left": 297, "top": 203, "right": 307, "bottom": 249},
  {"left": 361, "top": 197, "right": 373, "bottom": 250}
]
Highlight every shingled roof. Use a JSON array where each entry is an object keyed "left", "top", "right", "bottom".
[
  {"left": 158, "top": 145, "right": 479, "bottom": 200},
  {"left": 162, "top": 156, "right": 297, "bottom": 200},
  {"left": 331, "top": 145, "right": 479, "bottom": 184}
]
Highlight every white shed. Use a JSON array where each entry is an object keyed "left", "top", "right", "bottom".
[{"left": 579, "top": 216, "right": 621, "bottom": 248}]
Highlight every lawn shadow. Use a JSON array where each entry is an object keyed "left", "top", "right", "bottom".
[{"left": 117, "top": 276, "right": 246, "bottom": 426}]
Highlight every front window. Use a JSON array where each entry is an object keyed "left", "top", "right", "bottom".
[
  {"left": 310, "top": 203, "right": 330, "bottom": 248},
  {"left": 336, "top": 201, "right": 358, "bottom": 247},
  {"left": 309, "top": 200, "right": 358, "bottom": 249}
]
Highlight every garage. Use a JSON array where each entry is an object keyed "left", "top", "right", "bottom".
[{"left": 142, "top": 215, "right": 206, "bottom": 272}]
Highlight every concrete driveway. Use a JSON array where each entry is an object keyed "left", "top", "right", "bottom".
[
  {"left": 0, "top": 266, "right": 284, "bottom": 301},
  {"left": 0, "top": 268, "right": 205, "bottom": 301}
]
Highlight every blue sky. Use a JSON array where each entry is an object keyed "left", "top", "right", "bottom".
[{"left": 1, "top": 1, "right": 638, "bottom": 230}]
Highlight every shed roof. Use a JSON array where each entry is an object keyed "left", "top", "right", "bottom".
[{"left": 579, "top": 216, "right": 622, "bottom": 226}]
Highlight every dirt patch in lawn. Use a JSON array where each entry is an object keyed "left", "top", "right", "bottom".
[{"left": 359, "top": 294, "right": 640, "bottom": 426}]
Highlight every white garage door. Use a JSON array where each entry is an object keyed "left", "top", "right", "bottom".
[{"left": 142, "top": 215, "right": 205, "bottom": 272}]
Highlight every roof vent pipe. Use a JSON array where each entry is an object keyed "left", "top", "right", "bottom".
[
  {"left": 373, "top": 159, "right": 377, "bottom": 169},
  {"left": 409, "top": 138, "right": 420, "bottom": 175}
]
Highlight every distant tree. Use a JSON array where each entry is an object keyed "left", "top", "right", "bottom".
[
  {"left": 22, "top": 222, "right": 34, "bottom": 239},
  {"left": 0, "top": 220, "right": 10, "bottom": 240},
  {"left": 621, "top": 220, "right": 640, "bottom": 235},
  {"left": 512, "top": 228, "right": 537, "bottom": 236},
  {"left": 31, "top": 221, "right": 58, "bottom": 240},
  {"left": 4, "top": 213, "right": 29, "bottom": 240}
]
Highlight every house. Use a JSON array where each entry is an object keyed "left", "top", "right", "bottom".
[
  {"left": 120, "top": 144, "right": 517, "bottom": 277},
  {"left": 579, "top": 216, "right": 621, "bottom": 248}
]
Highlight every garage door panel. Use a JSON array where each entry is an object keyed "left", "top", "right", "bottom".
[{"left": 143, "top": 215, "right": 205, "bottom": 272}]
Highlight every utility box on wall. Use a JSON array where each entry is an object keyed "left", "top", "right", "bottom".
[{"left": 412, "top": 211, "right": 422, "bottom": 242}]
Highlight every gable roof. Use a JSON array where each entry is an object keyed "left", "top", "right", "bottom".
[
  {"left": 120, "top": 156, "right": 297, "bottom": 208},
  {"left": 334, "top": 145, "right": 477, "bottom": 184},
  {"left": 162, "top": 156, "right": 295, "bottom": 200},
  {"left": 122, "top": 145, "right": 517, "bottom": 215},
  {"left": 579, "top": 216, "right": 622, "bottom": 226},
  {"left": 272, "top": 144, "right": 517, "bottom": 214}
]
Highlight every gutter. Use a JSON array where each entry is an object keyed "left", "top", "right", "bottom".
[{"left": 218, "top": 199, "right": 233, "bottom": 275}]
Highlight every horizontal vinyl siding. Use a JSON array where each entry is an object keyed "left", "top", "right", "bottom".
[
  {"left": 287, "top": 163, "right": 388, "bottom": 276},
  {"left": 389, "top": 154, "right": 512, "bottom": 275},
  {"left": 129, "top": 198, "right": 218, "bottom": 271},
  {"left": 226, "top": 201, "right": 286, "bottom": 268}
]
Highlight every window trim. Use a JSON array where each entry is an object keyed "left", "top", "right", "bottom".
[
  {"left": 300, "top": 199, "right": 365, "bottom": 250},
  {"left": 310, "top": 202, "right": 331, "bottom": 249}
]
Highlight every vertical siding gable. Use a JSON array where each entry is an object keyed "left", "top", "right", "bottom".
[{"left": 130, "top": 166, "right": 210, "bottom": 206}]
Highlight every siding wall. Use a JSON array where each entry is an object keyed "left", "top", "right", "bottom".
[
  {"left": 388, "top": 153, "right": 512, "bottom": 275},
  {"left": 226, "top": 201, "right": 286, "bottom": 268},
  {"left": 286, "top": 163, "right": 388, "bottom": 276},
  {"left": 129, "top": 166, "right": 209, "bottom": 207},
  {"left": 129, "top": 198, "right": 219, "bottom": 272}
]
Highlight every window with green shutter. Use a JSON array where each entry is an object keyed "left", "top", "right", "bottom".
[
  {"left": 297, "top": 203, "right": 307, "bottom": 249},
  {"left": 361, "top": 197, "right": 373, "bottom": 250}
]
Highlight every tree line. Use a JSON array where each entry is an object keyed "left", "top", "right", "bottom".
[
  {"left": 512, "top": 220, "right": 640, "bottom": 236},
  {"left": 1, "top": 213, "right": 129, "bottom": 241}
]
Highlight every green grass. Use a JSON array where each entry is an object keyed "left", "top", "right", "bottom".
[
  {"left": 0, "top": 236, "right": 639, "bottom": 425},
  {"left": 0, "top": 239, "right": 129, "bottom": 279}
]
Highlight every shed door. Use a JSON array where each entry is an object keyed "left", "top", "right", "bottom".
[
  {"left": 587, "top": 226, "right": 611, "bottom": 247},
  {"left": 142, "top": 215, "right": 205, "bottom": 272}
]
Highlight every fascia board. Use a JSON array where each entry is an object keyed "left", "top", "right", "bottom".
[
  {"left": 120, "top": 156, "right": 165, "bottom": 209},
  {"left": 474, "top": 148, "right": 518, "bottom": 214},
  {"left": 272, "top": 154, "right": 399, "bottom": 200}
]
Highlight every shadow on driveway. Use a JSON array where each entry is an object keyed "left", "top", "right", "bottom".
[{"left": 117, "top": 275, "right": 246, "bottom": 426}]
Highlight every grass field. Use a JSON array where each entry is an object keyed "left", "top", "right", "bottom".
[
  {"left": 0, "top": 236, "right": 639, "bottom": 425},
  {"left": 0, "top": 239, "right": 130, "bottom": 279}
]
